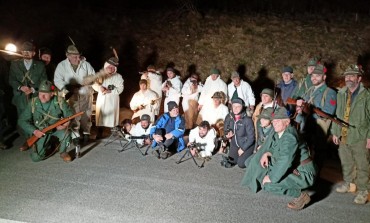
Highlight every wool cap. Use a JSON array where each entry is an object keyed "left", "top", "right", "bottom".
[
  {"left": 141, "top": 114, "right": 151, "bottom": 122},
  {"left": 210, "top": 68, "right": 220, "bottom": 75},
  {"left": 231, "top": 98, "right": 245, "bottom": 107},
  {"left": 282, "top": 66, "right": 293, "bottom": 73},
  {"left": 167, "top": 101, "right": 178, "bottom": 111},
  {"left": 312, "top": 64, "right": 326, "bottom": 75}
]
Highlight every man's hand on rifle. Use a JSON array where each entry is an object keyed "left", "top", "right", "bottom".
[
  {"left": 332, "top": 135, "right": 340, "bottom": 145},
  {"left": 33, "top": 129, "right": 45, "bottom": 138},
  {"left": 296, "top": 99, "right": 305, "bottom": 113},
  {"left": 56, "top": 121, "right": 70, "bottom": 130}
]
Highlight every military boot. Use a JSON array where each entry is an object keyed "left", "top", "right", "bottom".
[
  {"left": 287, "top": 192, "right": 311, "bottom": 210},
  {"left": 336, "top": 182, "right": 350, "bottom": 193},
  {"left": 354, "top": 190, "right": 368, "bottom": 205}
]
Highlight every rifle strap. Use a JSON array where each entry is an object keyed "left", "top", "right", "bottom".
[
  {"left": 21, "top": 70, "right": 34, "bottom": 85},
  {"left": 320, "top": 87, "right": 330, "bottom": 108}
]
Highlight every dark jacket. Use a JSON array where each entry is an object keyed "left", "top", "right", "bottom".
[{"left": 224, "top": 111, "right": 255, "bottom": 152}]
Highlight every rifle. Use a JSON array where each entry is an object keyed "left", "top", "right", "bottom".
[
  {"left": 133, "top": 97, "right": 160, "bottom": 113},
  {"left": 26, "top": 111, "right": 84, "bottom": 147},
  {"left": 286, "top": 97, "right": 349, "bottom": 128}
]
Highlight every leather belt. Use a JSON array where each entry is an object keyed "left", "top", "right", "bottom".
[{"left": 292, "top": 157, "right": 313, "bottom": 176}]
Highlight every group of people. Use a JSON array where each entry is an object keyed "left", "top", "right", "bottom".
[{"left": 1, "top": 40, "right": 369, "bottom": 210}]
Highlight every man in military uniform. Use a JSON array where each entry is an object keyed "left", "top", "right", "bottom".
[
  {"left": 54, "top": 44, "right": 95, "bottom": 141},
  {"left": 241, "top": 107, "right": 317, "bottom": 210},
  {"left": 9, "top": 42, "right": 47, "bottom": 116},
  {"left": 18, "top": 80, "right": 73, "bottom": 162},
  {"left": 295, "top": 64, "right": 337, "bottom": 166},
  {"left": 331, "top": 64, "right": 370, "bottom": 204},
  {"left": 292, "top": 57, "right": 319, "bottom": 99}
]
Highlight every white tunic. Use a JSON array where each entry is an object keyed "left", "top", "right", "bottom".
[
  {"left": 141, "top": 71, "right": 163, "bottom": 115},
  {"left": 54, "top": 58, "right": 96, "bottom": 133},
  {"left": 198, "top": 75, "right": 228, "bottom": 109},
  {"left": 181, "top": 78, "right": 203, "bottom": 112},
  {"left": 131, "top": 123, "right": 153, "bottom": 145},
  {"left": 189, "top": 127, "right": 217, "bottom": 157},
  {"left": 228, "top": 80, "right": 255, "bottom": 107},
  {"left": 92, "top": 73, "right": 124, "bottom": 127},
  {"left": 162, "top": 75, "right": 182, "bottom": 112},
  {"left": 200, "top": 103, "right": 229, "bottom": 125},
  {"left": 130, "top": 89, "right": 159, "bottom": 122}
]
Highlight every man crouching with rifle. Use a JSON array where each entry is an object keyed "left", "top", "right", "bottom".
[{"left": 18, "top": 80, "right": 79, "bottom": 162}]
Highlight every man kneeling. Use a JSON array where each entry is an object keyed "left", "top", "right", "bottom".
[
  {"left": 188, "top": 121, "right": 216, "bottom": 158},
  {"left": 18, "top": 80, "right": 73, "bottom": 162},
  {"left": 241, "top": 107, "right": 317, "bottom": 210}
]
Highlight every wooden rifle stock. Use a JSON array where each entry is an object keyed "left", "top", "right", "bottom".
[
  {"left": 133, "top": 97, "right": 161, "bottom": 113},
  {"left": 26, "top": 111, "right": 84, "bottom": 147},
  {"left": 286, "top": 97, "right": 349, "bottom": 128}
]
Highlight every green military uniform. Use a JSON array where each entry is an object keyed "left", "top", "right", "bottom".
[
  {"left": 9, "top": 59, "right": 47, "bottom": 115},
  {"left": 241, "top": 120, "right": 317, "bottom": 198},
  {"left": 331, "top": 82, "right": 370, "bottom": 193},
  {"left": 292, "top": 74, "right": 313, "bottom": 99},
  {"left": 18, "top": 81, "right": 73, "bottom": 162}
]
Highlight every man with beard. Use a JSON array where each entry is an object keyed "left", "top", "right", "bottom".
[
  {"left": 241, "top": 107, "right": 317, "bottom": 211},
  {"left": 9, "top": 41, "right": 47, "bottom": 151},
  {"left": 331, "top": 64, "right": 370, "bottom": 205},
  {"left": 54, "top": 44, "right": 95, "bottom": 142},
  {"left": 38, "top": 47, "right": 56, "bottom": 82},
  {"left": 295, "top": 64, "right": 337, "bottom": 167},
  {"left": 222, "top": 98, "right": 255, "bottom": 168},
  {"left": 188, "top": 120, "right": 216, "bottom": 158},
  {"left": 162, "top": 68, "right": 182, "bottom": 113},
  {"left": 130, "top": 114, "right": 153, "bottom": 146}
]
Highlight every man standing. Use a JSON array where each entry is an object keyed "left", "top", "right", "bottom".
[
  {"left": 93, "top": 57, "right": 124, "bottom": 138},
  {"left": 198, "top": 68, "right": 228, "bottom": 114},
  {"left": 162, "top": 67, "right": 182, "bottom": 113},
  {"left": 9, "top": 41, "right": 47, "bottom": 117},
  {"left": 223, "top": 98, "right": 255, "bottom": 168},
  {"left": 292, "top": 57, "right": 318, "bottom": 99},
  {"left": 54, "top": 44, "right": 95, "bottom": 141},
  {"left": 331, "top": 64, "right": 370, "bottom": 205},
  {"left": 228, "top": 71, "right": 255, "bottom": 114},
  {"left": 241, "top": 107, "right": 317, "bottom": 210},
  {"left": 295, "top": 64, "right": 337, "bottom": 165},
  {"left": 181, "top": 73, "right": 203, "bottom": 129},
  {"left": 141, "top": 65, "right": 162, "bottom": 116},
  {"left": 150, "top": 101, "right": 185, "bottom": 159},
  {"left": 188, "top": 121, "right": 217, "bottom": 158},
  {"left": 277, "top": 66, "right": 297, "bottom": 105},
  {"left": 39, "top": 47, "right": 56, "bottom": 82},
  {"left": 17, "top": 80, "right": 73, "bottom": 162},
  {"left": 130, "top": 79, "right": 159, "bottom": 123}
]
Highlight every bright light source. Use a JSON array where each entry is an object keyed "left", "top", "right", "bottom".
[{"left": 5, "top": 43, "right": 17, "bottom": 52}]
